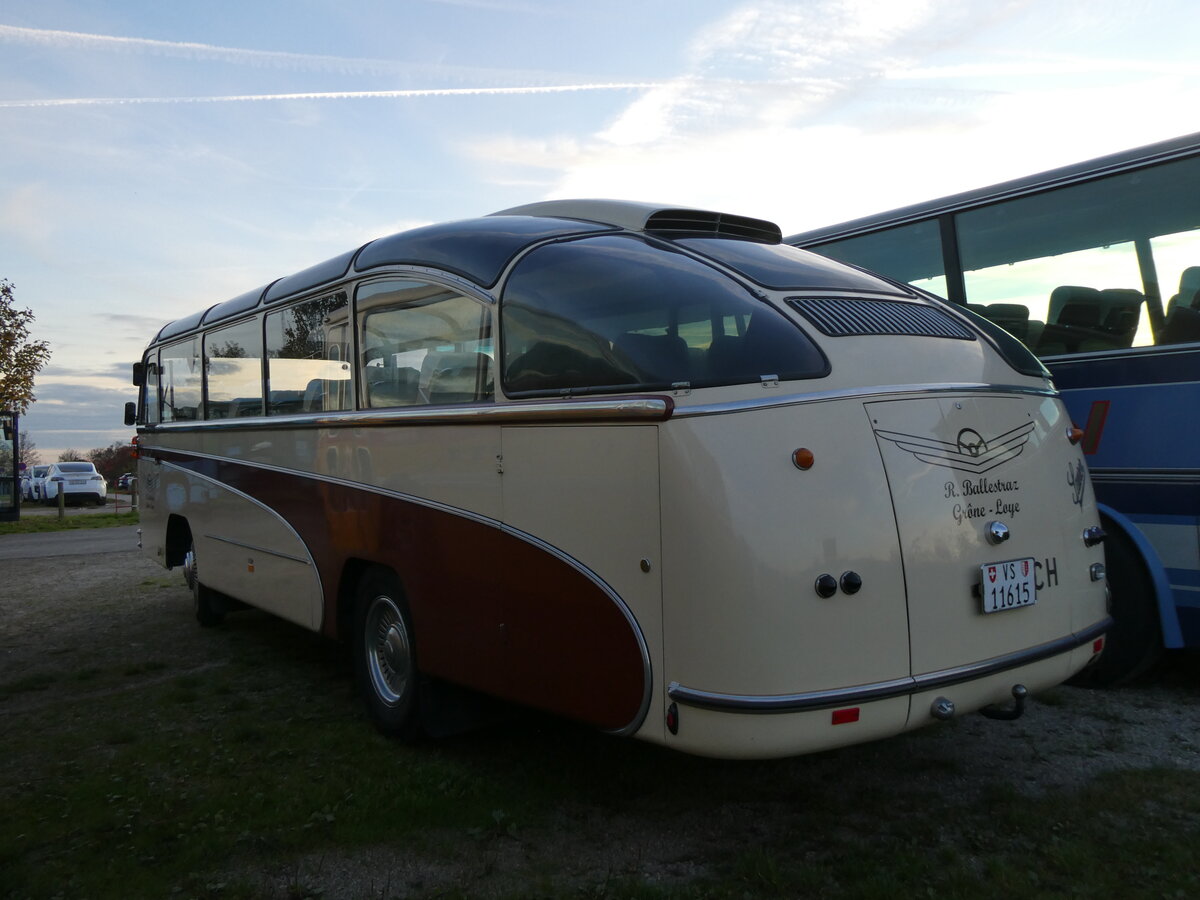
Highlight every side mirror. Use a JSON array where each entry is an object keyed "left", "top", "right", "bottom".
[
  {"left": 132, "top": 362, "right": 145, "bottom": 387},
  {"left": 124, "top": 402, "right": 137, "bottom": 427}
]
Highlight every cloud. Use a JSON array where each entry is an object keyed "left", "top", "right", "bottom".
[
  {"left": 461, "top": 0, "right": 1200, "bottom": 230},
  {"left": 19, "top": 379, "right": 135, "bottom": 461}
]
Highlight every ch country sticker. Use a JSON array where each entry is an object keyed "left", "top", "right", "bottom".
[{"left": 874, "top": 421, "right": 1035, "bottom": 474}]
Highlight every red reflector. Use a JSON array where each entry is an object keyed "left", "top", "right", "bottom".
[
  {"left": 831, "top": 707, "right": 860, "bottom": 725},
  {"left": 1093, "top": 637, "right": 1105, "bottom": 654}
]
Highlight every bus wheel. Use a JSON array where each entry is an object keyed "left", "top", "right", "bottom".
[
  {"left": 354, "top": 569, "right": 420, "bottom": 738},
  {"left": 185, "top": 539, "right": 224, "bottom": 628},
  {"left": 1071, "top": 525, "right": 1162, "bottom": 687}
]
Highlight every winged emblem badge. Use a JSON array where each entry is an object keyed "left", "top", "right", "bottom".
[{"left": 874, "top": 422, "right": 1035, "bottom": 474}]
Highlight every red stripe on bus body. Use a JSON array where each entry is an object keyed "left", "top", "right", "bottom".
[
  {"left": 156, "top": 451, "right": 647, "bottom": 732},
  {"left": 1081, "top": 400, "right": 1110, "bottom": 455}
]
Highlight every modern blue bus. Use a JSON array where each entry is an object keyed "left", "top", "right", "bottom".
[{"left": 787, "top": 132, "right": 1200, "bottom": 684}]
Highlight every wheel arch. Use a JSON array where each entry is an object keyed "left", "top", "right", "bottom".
[
  {"left": 1098, "top": 503, "right": 1184, "bottom": 648},
  {"left": 164, "top": 514, "right": 193, "bottom": 569},
  {"left": 333, "top": 558, "right": 406, "bottom": 642}
]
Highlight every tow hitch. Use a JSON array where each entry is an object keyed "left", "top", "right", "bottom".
[{"left": 979, "top": 684, "right": 1028, "bottom": 721}]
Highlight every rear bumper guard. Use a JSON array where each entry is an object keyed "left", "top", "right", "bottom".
[{"left": 667, "top": 617, "right": 1112, "bottom": 714}]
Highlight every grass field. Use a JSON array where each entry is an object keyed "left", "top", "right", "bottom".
[
  {"left": 0, "top": 509, "right": 139, "bottom": 535},
  {"left": 2, "top": 555, "right": 1199, "bottom": 898}
]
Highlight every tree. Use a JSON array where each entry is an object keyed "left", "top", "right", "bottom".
[
  {"left": 58, "top": 449, "right": 84, "bottom": 462},
  {"left": 87, "top": 441, "right": 136, "bottom": 484},
  {"left": 18, "top": 434, "right": 40, "bottom": 469},
  {"left": 0, "top": 280, "right": 52, "bottom": 415}
]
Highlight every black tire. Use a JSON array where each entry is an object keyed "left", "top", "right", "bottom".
[
  {"left": 184, "top": 538, "right": 224, "bottom": 628},
  {"left": 1071, "top": 522, "right": 1163, "bottom": 687},
  {"left": 353, "top": 568, "right": 420, "bottom": 738}
]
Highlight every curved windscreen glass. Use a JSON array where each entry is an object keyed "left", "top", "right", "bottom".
[{"left": 501, "top": 235, "right": 828, "bottom": 396}]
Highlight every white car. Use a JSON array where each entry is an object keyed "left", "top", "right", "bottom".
[
  {"left": 41, "top": 462, "right": 108, "bottom": 506},
  {"left": 23, "top": 464, "right": 49, "bottom": 501}
]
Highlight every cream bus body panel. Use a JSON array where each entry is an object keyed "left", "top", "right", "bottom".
[
  {"left": 867, "top": 393, "right": 1108, "bottom": 676},
  {"left": 660, "top": 401, "right": 910, "bottom": 699},
  {"left": 144, "top": 459, "right": 323, "bottom": 629},
  {"left": 500, "top": 425, "right": 663, "bottom": 738}
]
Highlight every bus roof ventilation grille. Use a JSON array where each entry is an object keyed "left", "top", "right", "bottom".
[
  {"left": 645, "top": 209, "right": 782, "bottom": 243},
  {"left": 789, "top": 298, "right": 976, "bottom": 340}
]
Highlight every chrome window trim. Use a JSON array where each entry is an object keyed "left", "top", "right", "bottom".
[
  {"left": 670, "top": 381, "right": 1057, "bottom": 419},
  {"left": 139, "top": 396, "right": 673, "bottom": 431},
  {"left": 667, "top": 617, "right": 1112, "bottom": 714},
  {"left": 139, "top": 382, "right": 1056, "bottom": 434}
]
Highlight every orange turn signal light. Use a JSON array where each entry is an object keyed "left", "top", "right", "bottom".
[
  {"left": 1067, "top": 425, "right": 1085, "bottom": 445},
  {"left": 792, "top": 447, "right": 815, "bottom": 470}
]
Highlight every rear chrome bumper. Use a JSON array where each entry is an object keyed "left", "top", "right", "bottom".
[{"left": 667, "top": 616, "right": 1112, "bottom": 714}]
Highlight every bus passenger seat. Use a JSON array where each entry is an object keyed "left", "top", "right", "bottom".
[
  {"left": 614, "top": 333, "right": 689, "bottom": 384},
  {"left": 363, "top": 366, "right": 420, "bottom": 408},
  {"left": 425, "top": 352, "right": 491, "bottom": 404},
  {"left": 1098, "top": 289, "right": 1143, "bottom": 346},
  {"left": 706, "top": 334, "right": 745, "bottom": 376},
  {"left": 1162, "top": 305, "right": 1200, "bottom": 344},
  {"left": 982, "top": 303, "right": 1030, "bottom": 341},
  {"left": 1162, "top": 271, "right": 1200, "bottom": 344},
  {"left": 1165, "top": 266, "right": 1200, "bottom": 318},
  {"left": 303, "top": 378, "right": 325, "bottom": 412},
  {"left": 1048, "top": 285, "right": 1102, "bottom": 325},
  {"left": 1056, "top": 303, "right": 1101, "bottom": 329}
]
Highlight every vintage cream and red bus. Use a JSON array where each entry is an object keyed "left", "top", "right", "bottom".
[{"left": 127, "top": 200, "right": 1111, "bottom": 759}]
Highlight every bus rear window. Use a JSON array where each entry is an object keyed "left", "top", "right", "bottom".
[
  {"left": 501, "top": 235, "right": 828, "bottom": 396},
  {"left": 675, "top": 236, "right": 908, "bottom": 293}
]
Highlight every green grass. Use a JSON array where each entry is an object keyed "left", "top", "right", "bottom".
[
  {"left": 3, "top": 584, "right": 1199, "bottom": 898},
  {"left": 0, "top": 509, "right": 139, "bottom": 534}
]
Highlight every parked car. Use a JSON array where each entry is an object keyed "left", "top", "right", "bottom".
[
  {"left": 117, "top": 472, "right": 136, "bottom": 489},
  {"left": 23, "top": 464, "right": 50, "bottom": 501},
  {"left": 41, "top": 462, "right": 108, "bottom": 506}
]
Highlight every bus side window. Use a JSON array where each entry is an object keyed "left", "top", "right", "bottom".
[
  {"left": 159, "top": 338, "right": 202, "bottom": 422},
  {"left": 265, "top": 293, "right": 352, "bottom": 416},
  {"left": 356, "top": 280, "right": 493, "bottom": 408},
  {"left": 204, "top": 317, "right": 264, "bottom": 419},
  {"left": 143, "top": 360, "right": 161, "bottom": 425}
]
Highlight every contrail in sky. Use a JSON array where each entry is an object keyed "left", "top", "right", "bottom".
[
  {"left": 0, "top": 23, "right": 594, "bottom": 83},
  {"left": 0, "top": 23, "right": 432, "bottom": 72},
  {"left": 0, "top": 84, "right": 664, "bottom": 108}
]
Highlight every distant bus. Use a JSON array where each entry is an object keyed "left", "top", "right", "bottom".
[
  {"left": 787, "top": 132, "right": 1200, "bottom": 684},
  {"left": 128, "top": 200, "right": 1109, "bottom": 758}
]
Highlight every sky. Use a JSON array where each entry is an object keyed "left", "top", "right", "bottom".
[{"left": 2, "top": 0, "right": 1199, "bottom": 462}]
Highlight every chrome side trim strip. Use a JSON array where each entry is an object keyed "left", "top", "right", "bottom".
[
  {"left": 667, "top": 617, "right": 1112, "bottom": 714},
  {"left": 1089, "top": 468, "right": 1200, "bottom": 483},
  {"left": 204, "top": 533, "right": 313, "bottom": 565},
  {"left": 143, "top": 396, "right": 673, "bottom": 432},
  {"left": 670, "top": 381, "right": 1056, "bottom": 419}
]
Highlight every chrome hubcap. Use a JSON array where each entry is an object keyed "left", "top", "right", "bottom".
[{"left": 365, "top": 595, "right": 410, "bottom": 706}]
